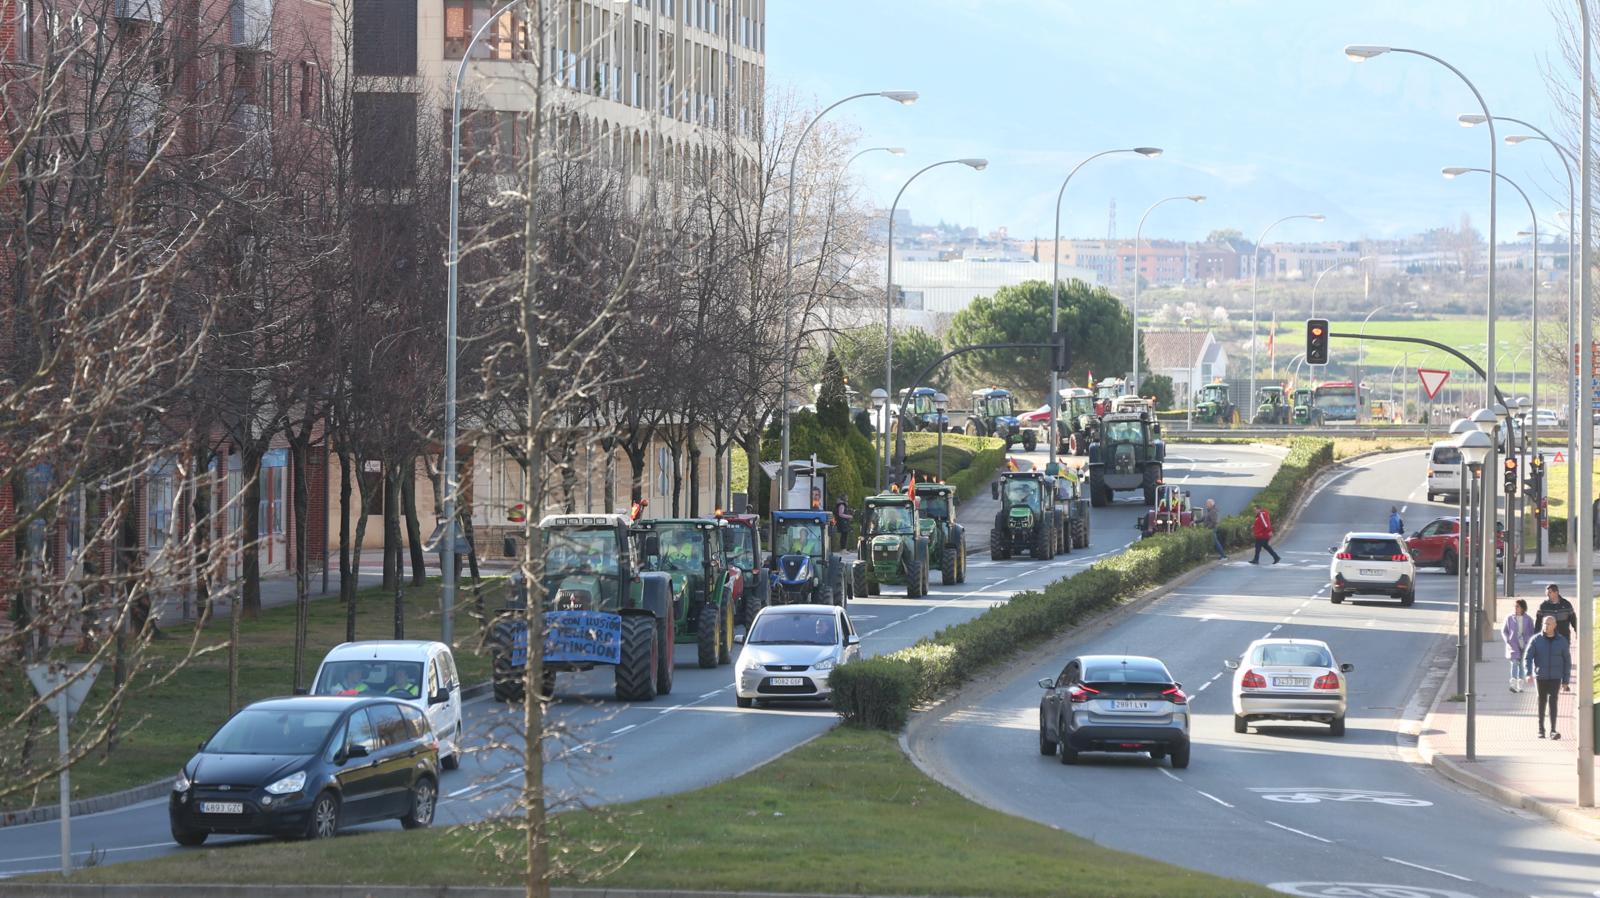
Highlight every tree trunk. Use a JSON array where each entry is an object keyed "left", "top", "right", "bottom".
[
  {"left": 290, "top": 433, "right": 312, "bottom": 692},
  {"left": 603, "top": 443, "right": 616, "bottom": 513},
  {"left": 338, "top": 450, "right": 355, "bottom": 642},
  {"left": 458, "top": 508, "right": 484, "bottom": 639},
  {"left": 626, "top": 442, "right": 647, "bottom": 504},
  {"left": 688, "top": 432, "right": 702, "bottom": 517},
  {"left": 187, "top": 436, "right": 213, "bottom": 623},
  {"left": 401, "top": 459, "right": 427, "bottom": 586},
  {"left": 382, "top": 464, "right": 402, "bottom": 590},
  {"left": 741, "top": 430, "right": 763, "bottom": 513},
  {"left": 668, "top": 434, "right": 683, "bottom": 517},
  {"left": 240, "top": 443, "right": 265, "bottom": 617}
]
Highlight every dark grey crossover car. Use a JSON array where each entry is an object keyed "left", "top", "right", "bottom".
[{"left": 1037, "top": 654, "right": 1191, "bottom": 768}]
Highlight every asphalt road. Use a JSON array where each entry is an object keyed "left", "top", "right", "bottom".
[
  {"left": 909, "top": 450, "right": 1600, "bottom": 898},
  {"left": 0, "top": 443, "right": 1283, "bottom": 878}
]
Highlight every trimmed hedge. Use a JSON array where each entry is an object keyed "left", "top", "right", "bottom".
[
  {"left": 947, "top": 445, "right": 1007, "bottom": 504},
  {"left": 831, "top": 438, "right": 1335, "bottom": 729}
]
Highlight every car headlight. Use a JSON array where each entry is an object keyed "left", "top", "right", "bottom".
[
  {"left": 173, "top": 770, "right": 191, "bottom": 793},
  {"left": 265, "top": 770, "right": 307, "bottom": 796},
  {"left": 812, "top": 657, "right": 836, "bottom": 671}
]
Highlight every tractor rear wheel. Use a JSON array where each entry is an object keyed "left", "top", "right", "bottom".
[
  {"left": 957, "top": 541, "right": 968, "bottom": 583},
  {"left": 989, "top": 526, "right": 1005, "bottom": 561},
  {"left": 1090, "top": 478, "right": 1109, "bottom": 508},
  {"left": 906, "top": 554, "right": 924, "bottom": 598},
  {"left": 852, "top": 562, "right": 868, "bottom": 597},
  {"left": 1033, "top": 521, "right": 1053, "bottom": 559},
  {"left": 614, "top": 616, "right": 658, "bottom": 702},
  {"left": 655, "top": 618, "right": 675, "bottom": 696},
  {"left": 1022, "top": 430, "right": 1038, "bottom": 452},
  {"left": 1143, "top": 481, "right": 1158, "bottom": 507},
  {"left": 941, "top": 545, "right": 956, "bottom": 585},
  {"left": 696, "top": 603, "right": 719, "bottom": 669},
  {"left": 719, "top": 600, "right": 734, "bottom": 665}
]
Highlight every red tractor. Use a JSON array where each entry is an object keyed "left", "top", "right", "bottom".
[
  {"left": 1137, "top": 484, "right": 1195, "bottom": 540},
  {"left": 718, "top": 512, "right": 770, "bottom": 627}
]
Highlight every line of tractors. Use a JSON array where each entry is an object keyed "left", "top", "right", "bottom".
[
  {"left": 1054, "top": 379, "right": 1166, "bottom": 507},
  {"left": 1190, "top": 381, "right": 1326, "bottom": 426}
]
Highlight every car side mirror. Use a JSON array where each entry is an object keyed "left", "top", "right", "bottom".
[
  {"left": 847, "top": 634, "right": 861, "bottom": 646},
  {"left": 1222, "top": 659, "right": 1239, "bottom": 670},
  {"left": 197, "top": 740, "right": 207, "bottom": 752},
  {"left": 991, "top": 482, "right": 1000, "bottom": 501},
  {"left": 346, "top": 743, "right": 369, "bottom": 760},
  {"left": 292, "top": 686, "right": 309, "bottom": 696},
  {"left": 1340, "top": 662, "right": 1355, "bottom": 673},
  {"left": 429, "top": 689, "right": 449, "bottom": 706},
  {"left": 1410, "top": 531, "right": 1420, "bottom": 539},
  {"left": 1327, "top": 547, "right": 1338, "bottom": 555},
  {"left": 1037, "top": 677, "right": 1055, "bottom": 689}
]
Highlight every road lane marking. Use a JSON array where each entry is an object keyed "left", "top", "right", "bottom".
[
  {"left": 1197, "top": 681, "right": 1211, "bottom": 692},
  {"left": 1157, "top": 767, "right": 1182, "bottom": 782},
  {"left": 1383, "top": 856, "right": 1471, "bottom": 882},
  {"left": 699, "top": 691, "right": 722, "bottom": 699},
  {"left": 1209, "top": 672, "right": 1223, "bottom": 681},
  {"left": 1196, "top": 790, "right": 1234, "bottom": 808},
  {"left": 1265, "top": 820, "right": 1333, "bottom": 843},
  {"left": 611, "top": 724, "right": 637, "bottom": 735}
]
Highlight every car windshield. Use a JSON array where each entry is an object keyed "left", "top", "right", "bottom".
[
  {"left": 869, "top": 505, "right": 914, "bottom": 535},
  {"left": 1083, "top": 660, "right": 1169, "bottom": 684},
  {"left": 654, "top": 528, "right": 705, "bottom": 572},
  {"left": 1004, "top": 480, "right": 1040, "bottom": 511},
  {"left": 1253, "top": 644, "right": 1334, "bottom": 668},
  {"left": 1104, "top": 420, "right": 1142, "bottom": 442},
  {"left": 920, "top": 496, "right": 949, "bottom": 520},
  {"left": 1431, "top": 446, "right": 1461, "bottom": 465},
  {"left": 204, "top": 708, "right": 343, "bottom": 756},
  {"left": 723, "top": 526, "right": 756, "bottom": 569},
  {"left": 774, "top": 522, "right": 824, "bottom": 557},
  {"left": 747, "top": 612, "right": 837, "bottom": 646},
  {"left": 312, "top": 660, "right": 425, "bottom": 698},
  {"left": 1345, "top": 537, "right": 1402, "bottom": 558},
  {"left": 543, "top": 527, "right": 619, "bottom": 576}
]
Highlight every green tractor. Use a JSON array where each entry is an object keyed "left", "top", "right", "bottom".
[
  {"left": 632, "top": 518, "right": 740, "bottom": 669},
  {"left": 1047, "top": 464, "right": 1093, "bottom": 550},
  {"left": 966, "top": 387, "right": 1037, "bottom": 451},
  {"left": 489, "top": 513, "right": 675, "bottom": 703},
  {"left": 1291, "top": 387, "right": 1321, "bottom": 426},
  {"left": 1253, "top": 386, "right": 1291, "bottom": 425},
  {"left": 989, "top": 470, "right": 1066, "bottom": 560},
  {"left": 1087, "top": 410, "right": 1164, "bottom": 507},
  {"left": 912, "top": 481, "right": 967, "bottom": 585},
  {"left": 1192, "top": 382, "right": 1241, "bottom": 426},
  {"left": 854, "top": 492, "right": 932, "bottom": 597},
  {"left": 1056, "top": 387, "right": 1098, "bottom": 455}
]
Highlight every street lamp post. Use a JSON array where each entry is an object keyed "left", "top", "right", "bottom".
[
  {"left": 1047, "top": 147, "right": 1162, "bottom": 458},
  {"left": 1456, "top": 427, "right": 1493, "bottom": 761},
  {"left": 1449, "top": 417, "right": 1475, "bottom": 696},
  {"left": 882, "top": 158, "right": 987, "bottom": 489},
  {"left": 1472, "top": 405, "right": 1505, "bottom": 665},
  {"left": 1133, "top": 195, "right": 1205, "bottom": 391},
  {"left": 934, "top": 392, "right": 950, "bottom": 480},
  {"left": 1249, "top": 214, "right": 1325, "bottom": 405},
  {"left": 870, "top": 388, "right": 888, "bottom": 491},
  {"left": 1310, "top": 255, "right": 1376, "bottom": 319},
  {"left": 1577, "top": 0, "right": 1595, "bottom": 809},
  {"left": 779, "top": 91, "right": 918, "bottom": 509}
]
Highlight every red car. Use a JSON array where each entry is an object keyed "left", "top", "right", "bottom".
[{"left": 1404, "top": 516, "right": 1504, "bottom": 574}]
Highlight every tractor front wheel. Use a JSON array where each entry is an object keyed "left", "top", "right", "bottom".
[
  {"left": 941, "top": 545, "right": 957, "bottom": 585},
  {"left": 906, "top": 554, "right": 925, "bottom": 599},
  {"left": 1033, "top": 521, "right": 1053, "bottom": 559},
  {"left": 696, "top": 603, "right": 719, "bottom": 669},
  {"left": 958, "top": 541, "right": 968, "bottom": 583},
  {"left": 1022, "top": 431, "right": 1038, "bottom": 452},
  {"left": 1090, "top": 478, "right": 1109, "bottom": 508},
  {"left": 614, "top": 616, "right": 659, "bottom": 702},
  {"left": 719, "top": 600, "right": 734, "bottom": 665}
]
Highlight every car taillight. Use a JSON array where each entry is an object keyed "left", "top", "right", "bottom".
[
  {"left": 1241, "top": 670, "right": 1266, "bottom": 688},
  {"left": 1161, "top": 686, "right": 1187, "bottom": 704},
  {"left": 1314, "top": 673, "right": 1341, "bottom": 690},
  {"left": 1068, "top": 685, "right": 1100, "bottom": 703},
  {"left": 1391, "top": 554, "right": 1408, "bottom": 562},
  {"left": 1336, "top": 552, "right": 1353, "bottom": 560}
]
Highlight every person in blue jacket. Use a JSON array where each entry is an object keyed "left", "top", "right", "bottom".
[
  {"left": 1387, "top": 506, "right": 1404, "bottom": 535},
  {"left": 1523, "top": 615, "right": 1572, "bottom": 740}
]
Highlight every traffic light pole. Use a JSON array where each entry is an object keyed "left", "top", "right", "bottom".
[{"left": 1322, "top": 330, "right": 1511, "bottom": 409}]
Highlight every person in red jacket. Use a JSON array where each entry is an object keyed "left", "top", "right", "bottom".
[{"left": 1249, "top": 504, "right": 1280, "bottom": 564}]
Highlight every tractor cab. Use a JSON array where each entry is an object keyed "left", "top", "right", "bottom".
[
  {"left": 898, "top": 387, "right": 950, "bottom": 432},
  {"left": 1254, "top": 385, "right": 1289, "bottom": 425},
  {"left": 1291, "top": 388, "right": 1316, "bottom": 425},
  {"left": 633, "top": 518, "right": 741, "bottom": 666},
  {"left": 1060, "top": 388, "right": 1096, "bottom": 421},
  {"left": 858, "top": 492, "right": 932, "bottom": 597},
  {"left": 717, "top": 512, "right": 768, "bottom": 626},
  {"left": 537, "top": 514, "right": 637, "bottom": 611},
  {"left": 968, "top": 388, "right": 1034, "bottom": 450},
  {"left": 912, "top": 482, "right": 955, "bottom": 527},
  {"left": 768, "top": 509, "right": 847, "bottom": 606}
]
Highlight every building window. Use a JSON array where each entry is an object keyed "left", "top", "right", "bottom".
[
  {"left": 147, "top": 462, "right": 176, "bottom": 551},
  {"left": 299, "top": 61, "right": 314, "bottom": 118},
  {"left": 444, "top": 0, "right": 530, "bottom": 61},
  {"left": 353, "top": 92, "right": 418, "bottom": 188},
  {"left": 355, "top": 0, "right": 417, "bottom": 75},
  {"left": 281, "top": 63, "right": 293, "bottom": 114},
  {"left": 16, "top": 0, "right": 34, "bottom": 62}
]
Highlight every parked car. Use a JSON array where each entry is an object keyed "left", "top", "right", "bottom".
[
  {"left": 733, "top": 604, "right": 860, "bottom": 707},
  {"left": 1404, "top": 515, "right": 1504, "bottom": 575},
  {"left": 309, "top": 640, "right": 464, "bottom": 770},
  {"left": 1036, "top": 654, "right": 1190, "bottom": 768},
  {"left": 1329, "top": 532, "right": 1415, "bottom": 605},
  {"left": 1225, "top": 638, "right": 1353, "bottom": 736},
  {"left": 170, "top": 696, "right": 439, "bottom": 845},
  {"left": 1424, "top": 440, "right": 1462, "bottom": 503}
]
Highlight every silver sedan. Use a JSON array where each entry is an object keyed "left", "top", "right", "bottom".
[{"left": 1226, "top": 638, "right": 1352, "bottom": 736}]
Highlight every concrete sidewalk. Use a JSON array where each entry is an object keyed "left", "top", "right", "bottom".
[{"left": 1416, "top": 592, "right": 1600, "bottom": 839}]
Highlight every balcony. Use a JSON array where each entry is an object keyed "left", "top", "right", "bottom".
[
  {"left": 114, "top": 0, "right": 164, "bottom": 25},
  {"left": 230, "top": 0, "right": 273, "bottom": 51}
]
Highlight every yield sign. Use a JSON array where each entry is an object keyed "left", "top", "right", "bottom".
[
  {"left": 1417, "top": 368, "right": 1451, "bottom": 399},
  {"left": 1554, "top": 451, "right": 1566, "bottom": 464}
]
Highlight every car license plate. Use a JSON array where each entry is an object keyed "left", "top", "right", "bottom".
[
  {"left": 769, "top": 677, "right": 804, "bottom": 686},
  {"left": 1359, "top": 568, "right": 1385, "bottom": 576},
  {"left": 1273, "top": 677, "right": 1309, "bottom": 687},
  {"left": 199, "top": 801, "right": 244, "bottom": 814},
  {"left": 1110, "top": 700, "right": 1150, "bottom": 711}
]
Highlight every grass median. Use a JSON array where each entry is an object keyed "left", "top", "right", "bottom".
[
  {"left": 51, "top": 726, "right": 1275, "bottom": 898},
  {"left": 0, "top": 577, "right": 500, "bottom": 808}
]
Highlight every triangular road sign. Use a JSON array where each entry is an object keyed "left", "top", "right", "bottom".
[
  {"left": 1417, "top": 368, "right": 1450, "bottom": 399},
  {"left": 1554, "top": 451, "right": 1566, "bottom": 464}
]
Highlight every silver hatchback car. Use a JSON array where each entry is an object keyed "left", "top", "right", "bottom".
[
  {"left": 1037, "top": 654, "right": 1191, "bottom": 768},
  {"left": 1226, "top": 638, "right": 1353, "bottom": 736}
]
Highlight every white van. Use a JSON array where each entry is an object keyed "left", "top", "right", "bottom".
[
  {"left": 1425, "top": 441, "right": 1462, "bottom": 503},
  {"left": 311, "top": 640, "right": 464, "bottom": 770}
]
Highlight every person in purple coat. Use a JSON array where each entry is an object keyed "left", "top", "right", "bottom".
[{"left": 1501, "top": 598, "right": 1534, "bottom": 693}]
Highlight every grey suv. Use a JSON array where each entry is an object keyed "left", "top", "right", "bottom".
[{"left": 1037, "top": 654, "right": 1191, "bottom": 768}]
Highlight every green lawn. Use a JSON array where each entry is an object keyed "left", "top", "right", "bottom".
[
  {"left": 53, "top": 728, "right": 1275, "bottom": 898},
  {"left": 1257, "top": 316, "right": 1540, "bottom": 378},
  {"left": 0, "top": 576, "right": 501, "bottom": 808}
]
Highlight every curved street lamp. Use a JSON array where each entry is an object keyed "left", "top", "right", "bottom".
[
  {"left": 1133, "top": 194, "right": 1205, "bottom": 391},
  {"left": 1309, "top": 255, "right": 1375, "bottom": 319},
  {"left": 883, "top": 158, "right": 987, "bottom": 488},
  {"left": 1248, "top": 213, "right": 1324, "bottom": 403}
]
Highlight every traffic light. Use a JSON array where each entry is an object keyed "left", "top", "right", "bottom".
[
  {"left": 1503, "top": 456, "right": 1519, "bottom": 497},
  {"left": 1306, "top": 318, "right": 1330, "bottom": 365},
  {"left": 1525, "top": 456, "right": 1545, "bottom": 498},
  {"left": 1050, "top": 330, "right": 1072, "bottom": 373}
]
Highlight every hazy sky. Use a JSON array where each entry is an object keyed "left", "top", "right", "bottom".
[{"left": 766, "top": 1, "right": 1571, "bottom": 244}]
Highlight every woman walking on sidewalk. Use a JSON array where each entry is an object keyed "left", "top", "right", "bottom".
[
  {"left": 1501, "top": 598, "right": 1534, "bottom": 693},
  {"left": 1523, "top": 615, "right": 1572, "bottom": 740}
]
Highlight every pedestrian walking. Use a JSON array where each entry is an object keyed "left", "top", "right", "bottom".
[
  {"left": 1249, "top": 504, "right": 1280, "bottom": 564},
  {"left": 1523, "top": 615, "right": 1572, "bottom": 739},
  {"left": 1501, "top": 598, "right": 1535, "bottom": 693},
  {"left": 1535, "top": 583, "right": 1578, "bottom": 643},
  {"left": 1200, "top": 498, "right": 1225, "bottom": 560},
  {"left": 1387, "top": 505, "right": 1404, "bottom": 535},
  {"left": 833, "top": 496, "right": 854, "bottom": 547}
]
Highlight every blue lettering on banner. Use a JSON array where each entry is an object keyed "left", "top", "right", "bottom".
[{"left": 543, "top": 610, "right": 624, "bottom": 664}]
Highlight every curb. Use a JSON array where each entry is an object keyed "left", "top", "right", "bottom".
[
  {"left": 0, "top": 886, "right": 967, "bottom": 898},
  {"left": 1413, "top": 657, "right": 1600, "bottom": 842},
  {"left": 0, "top": 681, "right": 495, "bottom": 830}
]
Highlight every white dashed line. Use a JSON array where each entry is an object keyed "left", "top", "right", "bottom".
[
  {"left": 1196, "top": 790, "right": 1234, "bottom": 808},
  {"left": 1208, "top": 672, "right": 1223, "bottom": 681},
  {"left": 1157, "top": 767, "right": 1182, "bottom": 782},
  {"left": 1197, "top": 681, "right": 1212, "bottom": 692},
  {"left": 1383, "top": 856, "right": 1471, "bottom": 882},
  {"left": 699, "top": 691, "right": 722, "bottom": 699},
  {"left": 1266, "top": 820, "right": 1333, "bottom": 843},
  {"left": 611, "top": 724, "right": 636, "bottom": 735}
]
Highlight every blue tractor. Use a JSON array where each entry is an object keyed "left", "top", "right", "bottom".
[
  {"left": 766, "top": 509, "right": 850, "bottom": 606},
  {"left": 966, "top": 388, "right": 1036, "bottom": 451}
]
